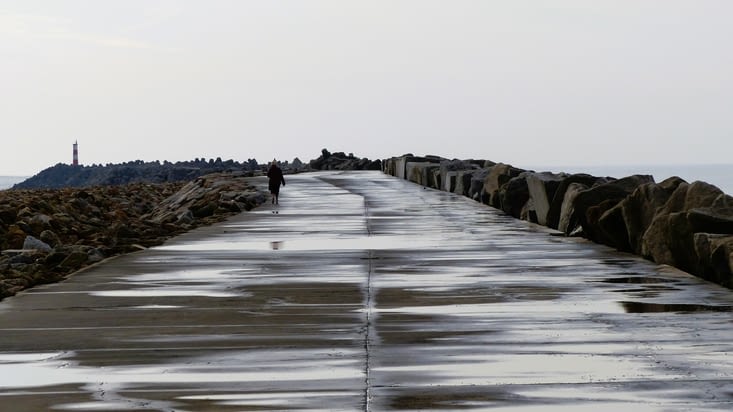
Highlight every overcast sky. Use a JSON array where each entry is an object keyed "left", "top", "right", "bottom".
[{"left": 1, "top": 1, "right": 732, "bottom": 176}]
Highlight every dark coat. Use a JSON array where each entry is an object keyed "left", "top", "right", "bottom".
[{"left": 267, "top": 165, "right": 285, "bottom": 194}]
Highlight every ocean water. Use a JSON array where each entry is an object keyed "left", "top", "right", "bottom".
[
  {"left": 0, "top": 176, "right": 28, "bottom": 190},
  {"left": 527, "top": 164, "right": 733, "bottom": 196}
]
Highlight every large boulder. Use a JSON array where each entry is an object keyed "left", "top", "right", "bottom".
[
  {"left": 571, "top": 175, "right": 655, "bottom": 243},
  {"left": 406, "top": 162, "right": 440, "bottom": 187},
  {"left": 499, "top": 173, "right": 530, "bottom": 219},
  {"left": 546, "top": 174, "right": 608, "bottom": 230},
  {"left": 480, "top": 164, "right": 525, "bottom": 208},
  {"left": 387, "top": 155, "right": 434, "bottom": 179},
  {"left": 694, "top": 234, "right": 733, "bottom": 287},
  {"left": 525, "top": 172, "right": 566, "bottom": 226},
  {"left": 469, "top": 168, "right": 492, "bottom": 201},
  {"left": 454, "top": 171, "right": 475, "bottom": 197},
  {"left": 558, "top": 182, "right": 590, "bottom": 235},
  {"left": 4, "top": 225, "right": 27, "bottom": 249},
  {"left": 598, "top": 177, "right": 686, "bottom": 254},
  {"left": 439, "top": 160, "right": 477, "bottom": 192},
  {"left": 641, "top": 181, "right": 730, "bottom": 274},
  {"left": 22, "top": 235, "right": 52, "bottom": 252}
]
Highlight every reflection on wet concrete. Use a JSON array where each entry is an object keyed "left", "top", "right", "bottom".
[
  {"left": 621, "top": 301, "right": 733, "bottom": 313},
  {"left": 1, "top": 171, "right": 733, "bottom": 410}
]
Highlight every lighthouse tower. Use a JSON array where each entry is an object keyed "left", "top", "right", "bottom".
[{"left": 73, "top": 141, "right": 79, "bottom": 166}]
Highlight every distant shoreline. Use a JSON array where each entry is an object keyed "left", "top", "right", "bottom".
[{"left": 0, "top": 176, "right": 29, "bottom": 190}]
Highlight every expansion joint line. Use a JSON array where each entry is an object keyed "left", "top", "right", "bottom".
[{"left": 363, "top": 198, "right": 373, "bottom": 412}]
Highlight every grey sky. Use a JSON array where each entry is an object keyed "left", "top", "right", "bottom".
[{"left": 2, "top": 1, "right": 731, "bottom": 175}]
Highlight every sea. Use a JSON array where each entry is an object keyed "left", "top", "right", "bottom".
[
  {"left": 0, "top": 176, "right": 29, "bottom": 190},
  {"left": 1, "top": 164, "right": 732, "bottom": 194},
  {"left": 526, "top": 163, "right": 733, "bottom": 196}
]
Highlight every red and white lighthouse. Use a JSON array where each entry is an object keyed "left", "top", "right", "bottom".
[{"left": 73, "top": 141, "right": 79, "bottom": 166}]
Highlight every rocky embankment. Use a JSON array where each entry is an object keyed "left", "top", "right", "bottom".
[
  {"left": 0, "top": 172, "right": 267, "bottom": 300},
  {"left": 309, "top": 149, "right": 382, "bottom": 171},
  {"left": 13, "top": 158, "right": 264, "bottom": 189},
  {"left": 384, "top": 155, "right": 733, "bottom": 288}
]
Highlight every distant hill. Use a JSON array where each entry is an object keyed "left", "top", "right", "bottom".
[{"left": 13, "top": 158, "right": 262, "bottom": 189}]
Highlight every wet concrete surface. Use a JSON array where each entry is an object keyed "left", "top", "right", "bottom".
[{"left": 1, "top": 171, "right": 733, "bottom": 411}]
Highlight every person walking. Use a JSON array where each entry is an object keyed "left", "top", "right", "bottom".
[{"left": 267, "top": 159, "right": 286, "bottom": 205}]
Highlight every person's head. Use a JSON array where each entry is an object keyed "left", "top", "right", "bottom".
[{"left": 271, "top": 159, "right": 277, "bottom": 166}]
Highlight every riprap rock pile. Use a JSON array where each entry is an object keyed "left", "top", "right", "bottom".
[
  {"left": 0, "top": 172, "right": 266, "bottom": 299},
  {"left": 384, "top": 155, "right": 733, "bottom": 288}
]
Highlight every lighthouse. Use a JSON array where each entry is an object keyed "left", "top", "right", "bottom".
[{"left": 73, "top": 141, "right": 79, "bottom": 166}]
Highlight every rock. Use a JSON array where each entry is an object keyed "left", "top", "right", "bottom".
[
  {"left": 641, "top": 181, "right": 728, "bottom": 274},
  {"left": 39, "top": 230, "right": 61, "bottom": 248},
  {"left": 4, "top": 225, "right": 27, "bottom": 249},
  {"left": 0, "top": 206, "right": 18, "bottom": 225},
  {"left": 694, "top": 234, "right": 733, "bottom": 286},
  {"left": 22, "top": 235, "right": 52, "bottom": 252},
  {"left": 499, "top": 173, "right": 530, "bottom": 219},
  {"left": 310, "top": 150, "right": 383, "bottom": 172},
  {"left": 406, "top": 162, "right": 440, "bottom": 187},
  {"left": 558, "top": 183, "right": 590, "bottom": 235},
  {"left": 596, "top": 202, "right": 631, "bottom": 250},
  {"left": 86, "top": 248, "right": 106, "bottom": 264},
  {"left": 192, "top": 201, "right": 217, "bottom": 218},
  {"left": 9, "top": 252, "right": 39, "bottom": 265},
  {"left": 595, "top": 177, "right": 685, "bottom": 252},
  {"left": 525, "top": 172, "right": 566, "bottom": 226},
  {"left": 687, "top": 206, "right": 733, "bottom": 234},
  {"left": 439, "top": 159, "right": 477, "bottom": 193},
  {"left": 0, "top": 171, "right": 269, "bottom": 301},
  {"left": 454, "top": 171, "right": 475, "bottom": 197},
  {"left": 480, "top": 164, "right": 525, "bottom": 208},
  {"left": 58, "top": 250, "right": 89, "bottom": 271},
  {"left": 572, "top": 175, "right": 655, "bottom": 243},
  {"left": 443, "top": 171, "right": 459, "bottom": 193},
  {"left": 546, "top": 174, "right": 608, "bottom": 230},
  {"left": 605, "top": 177, "right": 687, "bottom": 254},
  {"left": 469, "top": 168, "right": 491, "bottom": 201}
]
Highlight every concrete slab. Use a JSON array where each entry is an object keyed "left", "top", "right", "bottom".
[{"left": 1, "top": 171, "right": 733, "bottom": 411}]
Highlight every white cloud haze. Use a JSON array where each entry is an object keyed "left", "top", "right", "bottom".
[{"left": 1, "top": 0, "right": 732, "bottom": 175}]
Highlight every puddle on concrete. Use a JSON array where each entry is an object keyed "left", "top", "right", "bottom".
[
  {"left": 157, "top": 235, "right": 452, "bottom": 252},
  {"left": 129, "top": 305, "right": 183, "bottom": 310},
  {"left": 119, "top": 269, "right": 248, "bottom": 283},
  {"left": 91, "top": 289, "right": 241, "bottom": 298},
  {"left": 54, "top": 401, "right": 144, "bottom": 411},
  {"left": 0, "top": 352, "right": 64, "bottom": 363},
  {"left": 600, "top": 276, "right": 678, "bottom": 284},
  {"left": 177, "top": 390, "right": 353, "bottom": 408},
  {"left": 620, "top": 301, "right": 733, "bottom": 313},
  {"left": 374, "top": 352, "right": 665, "bottom": 386},
  {"left": 610, "top": 286, "right": 679, "bottom": 299},
  {"left": 0, "top": 349, "right": 363, "bottom": 390}
]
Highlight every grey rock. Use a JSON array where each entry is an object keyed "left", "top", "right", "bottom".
[
  {"left": 642, "top": 181, "right": 727, "bottom": 273},
  {"left": 572, "top": 175, "right": 655, "bottom": 243},
  {"left": 22, "top": 236, "right": 52, "bottom": 252},
  {"left": 525, "top": 172, "right": 566, "bottom": 226},
  {"left": 558, "top": 183, "right": 589, "bottom": 235},
  {"left": 546, "top": 174, "right": 607, "bottom": 229}
]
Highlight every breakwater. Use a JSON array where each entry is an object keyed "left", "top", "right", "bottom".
[{"left": 383, "top": 155, "right": 733, "bottom": 288}]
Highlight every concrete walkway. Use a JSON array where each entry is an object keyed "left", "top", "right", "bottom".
[{"left": 1, "top": 171, "right": 733, "bottom": 411}]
